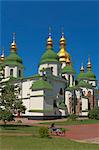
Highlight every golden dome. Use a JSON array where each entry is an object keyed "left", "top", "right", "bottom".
[
  {"left": 58, "top": 32, "right": 71, "bottom": 63},
  {"left": 58, "top": 48, "right": 66, "bottom": 57},
  {"left": 46, "top": 28, "right": 53, "bottom": 49},
  {"left": 60, "top": 32, "right": 66, "bottom": 46},
  {"left": 87, "top": 56, "right": 92, "bottom": 71},
  {"left": 80, "top": 63, "right": 84, "bottom": 72},
  {"left": 10, "top": 32, "right": 17, "bottom": 51},
  {"left": 66, "top": 57, "right": 71, "bottom": 64}
]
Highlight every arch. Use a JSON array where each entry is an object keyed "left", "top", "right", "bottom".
[{"left": 10, "top": 69, "right": 13, "bottom": 76}]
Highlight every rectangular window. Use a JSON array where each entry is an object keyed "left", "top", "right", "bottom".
[{"left": 10, "top": 69, "right": 13, "bottom": 76}]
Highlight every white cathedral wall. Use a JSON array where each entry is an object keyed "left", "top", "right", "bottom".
[
  {"left": 88, "top": 80, "right": 96, "bottom": 87},
  {"left": 39, "top": 63, "right": 58, "bottom": 76},
  {"left": 61, "top": 62, "right": 66, "bottom": 69},
  {"left": 4, "top": 66, "right": 10, "bottom": 78},
  {"left": 22, "top": 97, "right": 43, "bottom": 116},
  {"left": 65, "top": 91, "right": 72, "bottom": 114},
  {"left": 29, "top": 96, "right": 44, "bottom": 110},
  {"left": 4, "top": 66, "right": 23, "bottom": 78},
  {"left": 22, "top": 80, "right": 33, "bottom": 98},
  {"left": 62, "top": 73, "right": 74, "bottom": 87},
  {"left": 75, "top": 90, "right": 81, "bottom": 99},
  {"left": 82, "top": 98, "right": 88, "bottom": 116},
  {"left": 80, "top": 87, "right": 93, "bottom": 96},
  {"left": 98, "top": 100, "right": 99, "bottom": 107},
  {"left": 70, "top": 75, "right": 74, "bottom": 87},
  {"left": 62, "top": 74, "right": 68, "bottom": 80}
]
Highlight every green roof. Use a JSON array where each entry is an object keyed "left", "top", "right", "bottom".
[
  {"left": 62, "top": 65, "right": 76, "bottom": 74},
  {"left": 78, "top": 80, "right": 93, "bottom": 88},
  {"left": 66, "top": 86, "right": 80, "bottom": 91},
  {"left": 77, "top": 72, "right": 87, "bottom": 79},
  {"left": 59, "top": 102, "right": 66, "bottom": 110},
  {"left": 85, "top": 71, "right": 96, "bottom": 79},
  {"left": 31, "top": 79, "right": 53, "bottom": 90},
  {"left": 3, "top": 51, "right": 24, "bottom": 68},
  {"left": 39, "top": 48, "right": 58, "bottom": 65}
]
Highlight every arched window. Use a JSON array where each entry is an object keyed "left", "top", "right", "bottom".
[
  {"left": 59, "top": 88, "right": 63, "bottom": 95},
  {"left": 19, "top": 70, "right": 21, "bottom": 77},
  {"left": 53, "top": 100, "right": 57, "bottom": 108},
  {"left": 10, "top": 69, "right": 13, "bottom": 76}
]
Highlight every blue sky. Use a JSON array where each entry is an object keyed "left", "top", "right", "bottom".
[{"left": 1, "top": 1, "right": 99, "bottom": 80}]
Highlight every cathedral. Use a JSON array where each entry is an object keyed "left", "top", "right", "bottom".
[{"left": 0, "top": 30, "right": 98, "bottom": 119}]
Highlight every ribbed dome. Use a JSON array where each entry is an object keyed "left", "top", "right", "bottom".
[
  {"left": 86, "top": 71, "right": 96, "bottom": 79},
  {"left": 3, "top": 51, "right": 23, "bottom": 68},
  {"left": 39, "top": 48, "right": 59, "bottom": 65},
  {"left": 78, "top": 80, "right": 93, "bottom": 88},
  {"left": 5, "top": 51, "right": 22, "bottom": 63},
  {"left": 77, "top": 72, "right": 87, "bottom": 79},
  {"left": 62, "top": 65, "right": 76, "bottom": 74}
]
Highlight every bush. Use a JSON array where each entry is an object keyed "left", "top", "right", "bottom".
[
  {"left": 39, "top": 126, "right": 49, "bottom": 138},
  {"left": 68, "top": 114, "right": 78, "bottom": 121},
  {"left": 88, "top": 107, "right": 99, "bottom": 120},
  {"left": 60, "top": 128, "right": 66, "bottom": 133},
  {"left": 16, "top": 120, "right": 22, "bottom": 124}
]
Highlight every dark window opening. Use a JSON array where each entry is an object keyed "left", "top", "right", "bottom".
[
  {"left": 59, "top": 88, "right": 63, "bottom": 95},
  {"left": 19, "top": 70, "right": 21, "bottom": 77},
  {"left": 10, "top": 69, "right": 13, "bottom": 76},
  {"left": 53, "top": 100, "right": 57, "bottom": 108}
]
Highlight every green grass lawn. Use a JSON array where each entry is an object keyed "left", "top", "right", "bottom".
[
  {"left": 0, "top": 124, "right": 39, "bottom": 134},
  {"left": 1, "top": 135, "right": 99, "bottom": 150},
  {"left": 0, "top": 124, "right": 99, "bottom": 150},
  {"left": 40, "top": 119, "right": 99, "bottom": 126}
]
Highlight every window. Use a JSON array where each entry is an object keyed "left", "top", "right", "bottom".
[
  {"left": 10, "top": 69, "right": 13, "bottom": 76},
  {"left": 59, "top": 88, "right": 63, "bottom": 95},
  {"left": 51, "top": 67, "right": 53, "bottom": 73},
  {"left": 19, "top": 70, "right": 21, "bottom": 77},
  {"left": 53, "top": 100, "right": 57, "bottom": 108}
]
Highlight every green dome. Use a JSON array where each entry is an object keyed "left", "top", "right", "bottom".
[
  {"left": 78, "top": 80, "right": 93, "bottom": 88},
  {"left": 3, "top": 51, "right": 23, "bottom": 68},
  {"left": 85, "top": 71, "right": 96, "bottom": 79},
  {"left": 39, "top": 48, "right": 58, "bottom": 65},
  {"left": 62, "top": 65, "right": 76, "bottom": 74},
  {"left": 77, "top": 72, "right": 87, "bottom": 79}
]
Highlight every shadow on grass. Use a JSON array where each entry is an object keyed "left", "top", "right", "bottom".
[{"left": 0, "top": 124, "right": 32, "bottom": 130}]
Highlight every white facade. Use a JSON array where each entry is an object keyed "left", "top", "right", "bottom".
[{"left": 0, "top": 33, "right": 98, "bottom": 118}]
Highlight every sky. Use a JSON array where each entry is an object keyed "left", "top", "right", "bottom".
[{"left": 1, "top": 0, "right": 99, "bottom": 80}]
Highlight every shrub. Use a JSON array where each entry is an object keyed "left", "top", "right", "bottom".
[
  {"left": 39, "top": 126, "right": 49, "bottom": 138},
  {"left": 16, "top": 120, "right": 22, "bottom": 124},
  {"left": 88, "top": 107, "right": 99, "bottom": 120},
  {"left": 60, "top": 128, "right": 66, "bottom": 133},
  {"left": 68, "top": 114, "right": 78, "bottom": 121}
]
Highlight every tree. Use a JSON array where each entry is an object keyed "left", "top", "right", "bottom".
[
  {"left": 0, "top": 108, "right": 14, "bottom": 125},
  {"left": 88, "top": 107, "right": 99, "bottom": 120},
  {"left": 0, "top": 82, "right": 26, "bottom": 123}
]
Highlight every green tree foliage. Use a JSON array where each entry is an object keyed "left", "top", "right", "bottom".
[
  {"left": 0, "top": 108, "right": 14, "bottom": 124},
  {"left": 0, "top": 83, "right": 26, "bottom": 123},
  {"left": 88, "top": 107, "right": 99, "bottom": 120},
  {"left": 39, "top": 126, "right": 49, "bottom": 138}
]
